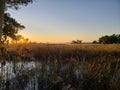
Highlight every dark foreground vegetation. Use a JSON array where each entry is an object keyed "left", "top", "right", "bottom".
[{"left": 0, "top": 44, "right": 120, "bottom": 90}]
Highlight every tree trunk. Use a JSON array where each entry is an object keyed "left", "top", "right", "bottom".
[{"left": 0, "top": 0, "right": 5, "bottom": 47}]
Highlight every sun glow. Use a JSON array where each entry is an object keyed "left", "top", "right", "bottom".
[{"left": 20, "top": 38, "right": 24, "bottom": 43}]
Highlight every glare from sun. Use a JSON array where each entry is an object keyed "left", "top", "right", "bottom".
[{"left": 20, "top": 38, "right": 24, "bottom": 43}]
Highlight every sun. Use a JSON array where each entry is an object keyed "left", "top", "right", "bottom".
[{"left": 20, "top": 38, "right": 24, "bottom": 43}]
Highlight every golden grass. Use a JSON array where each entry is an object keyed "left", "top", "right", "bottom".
[{"left": 1, "top": 43, "right": 120, "bottom": 90}]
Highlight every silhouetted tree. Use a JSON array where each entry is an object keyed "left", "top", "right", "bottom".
[
  {"left": 11, "top": 35, "right": 29, "bottom": 44},
  {"left": 24, "top": 38, "right": 29, "bottom": 43},
  {"left": 72, "top": 40, "right": 82, "bottom": 44},
  {"left": 2, "top": 13, "right": 25, "bottom": 44},
  {"left": 13, "top": 35, "right": 24, "bottom": 44},
  {"left": 0, "top": 0, "right": 33, "bottom": 47},
  {"left": 99, "top": 34, "right": 120, "bottom": 44},
  {"left": 92, "top": 40, "right": 98, "bottom": 44}
]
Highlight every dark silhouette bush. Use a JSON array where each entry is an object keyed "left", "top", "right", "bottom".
[{"left": 99, "top": 34, "right": 120, "bottom": 44}]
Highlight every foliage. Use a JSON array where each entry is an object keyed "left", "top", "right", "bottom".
[
  {"left": 72, "top": 40, "right": 82, "bottom": 44},
  {"left": 6, "top": 0, "right": 33, "bottom": 10},
  {"left": 2, "top": 13, "right": 25, "bottom": 43},
  {"left": 92, "top": 40, "right": 98, "bottom": 44},
  {"left": 11, "top": 34, "right": 29, "bottom": 44},
  {"left": 0, "top": 0, "right": 33, "bottom": 46},
  {"left": 99, "top": 34, "right": 120, "bottom": 44}
]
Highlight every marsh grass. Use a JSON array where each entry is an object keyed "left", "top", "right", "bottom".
[{"left": 0, "top": 44, "right": 120, "bottom": 90}]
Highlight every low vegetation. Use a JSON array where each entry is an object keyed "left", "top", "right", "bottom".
[{"left": 0, "top": 44, "right": 119, "bottom": 90}]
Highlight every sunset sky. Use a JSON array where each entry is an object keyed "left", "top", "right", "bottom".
[{"left": 8, "top": 0, "right": 120, "bottom": 43}]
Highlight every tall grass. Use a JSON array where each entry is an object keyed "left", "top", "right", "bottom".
[{"left": 0, "top": 44, "right": 120, "bottom": 90}]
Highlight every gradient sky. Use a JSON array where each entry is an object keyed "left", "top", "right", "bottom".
[{"left": 8, "top": 0, "right": 120, "bottom": 43}]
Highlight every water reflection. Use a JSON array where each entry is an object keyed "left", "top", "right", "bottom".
[
  {"left": 0, "top": 61, "right": 36, "bottom": 79},
  {"left": 0, "top": 61, "right": 78, "bottom": 90},
  {"left": 0, "top": 61, "right": 41, "bottom": 90}
]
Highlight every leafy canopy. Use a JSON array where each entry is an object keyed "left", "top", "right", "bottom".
[
  {"left": 2, "top": 13, "right": 25, "bottom": 43},
  {"left": 99, "top": 34, "right": 120, "bottom": 44},
  {"left": 6, "top": 0, "right": 33, "bottom": 9}
]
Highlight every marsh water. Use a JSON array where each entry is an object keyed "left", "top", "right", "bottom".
[
  {"left": 0, "top": 61, "right": 39, "bottom": 90},
  {"left": 0, "top": 61, "right": 83, "bottom": 90}
]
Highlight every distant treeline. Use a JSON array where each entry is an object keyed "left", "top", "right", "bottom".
[
  {"left": 93, "top": 34, "right": 120, "bottom": 44},
  {"left": 72, "top": 34, "right": 120, "bottom": 44}
]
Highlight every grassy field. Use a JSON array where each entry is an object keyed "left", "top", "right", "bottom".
[{"left": 0, "top": 44, "right": 120, "bottom": 90}]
